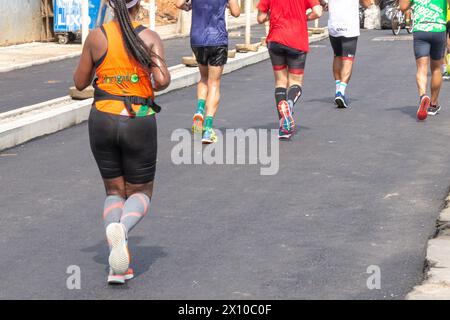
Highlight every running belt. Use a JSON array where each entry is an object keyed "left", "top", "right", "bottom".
[{"left": 93, "top": 82, "right": 162, "bottom": 117}]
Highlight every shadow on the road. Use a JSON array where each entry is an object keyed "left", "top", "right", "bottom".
[
  {"left": 248, "top": 123, "right": 311, "bottom": 133},
  {"left": 385, "top": 105, "right": 417, "bottom": 120},
  {"left": 81, "top": 236, "right": 167, "bottom": 279},
  {"left": 303, "top": 97, "right": 336, "bottom": 104},
  {"left": 303, "top": 97, "right": 361, "bottom": 105}
]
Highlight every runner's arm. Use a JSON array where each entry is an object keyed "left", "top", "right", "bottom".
[
  {"left": 399, "top": 0, "right": 411, "bottom": 12},
  {"left": 175, "top": 0, "right": 191, "bottom": 11},
  {"left": 257, "top": 0, "right": 270, "bottom": 24},
  {"left": 73, "top": 32, "right": 95, "bottom": 91},
  {"left": 257, "top": 10, "right": 269, "bottom": 24},
  {"left": 228, "top": 0, "right": 241, "bottom": 17},
  {"left": 307, "top": 5, "right": 323, "bottom": 21}
]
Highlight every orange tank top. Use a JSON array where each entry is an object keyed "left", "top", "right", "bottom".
[{"left": 94, "top": 21, "right": 155, "bottom": 116}]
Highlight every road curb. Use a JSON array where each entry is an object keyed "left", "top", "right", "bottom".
[
  {"left": 0, "top": 31, "right": 328, "bottom": 151},
  {"left": 0, "top": 52, "right": 82, "bottom": 74},
  {"left": 406, "top": 194, "right": 450, "bottom": 300}
]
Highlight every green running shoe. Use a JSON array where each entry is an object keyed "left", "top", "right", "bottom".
[{"left": 202, "top": 128, "right": 218, "bottom": 144}]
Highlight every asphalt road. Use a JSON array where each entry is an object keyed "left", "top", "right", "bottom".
[
  {"left": 1, "top": 30, "right": 449, "bottom": 299},
  {"left": 0, "top": 24, "right": 266, "bottom": 113}
]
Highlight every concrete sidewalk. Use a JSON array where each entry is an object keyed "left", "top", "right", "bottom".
[
  {"left": 407, "top": 194, "right": 450, "bottom": 300},
  {"left": 0, "top": 13, "right": 258, "bottom": 74}
]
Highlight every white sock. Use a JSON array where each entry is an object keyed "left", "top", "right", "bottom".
[
  {"left": 335, "top": 80, "right": 341, "bottom": 94},
  {"left": 339, "top": 82, "right": 348, "bottom": 96}
]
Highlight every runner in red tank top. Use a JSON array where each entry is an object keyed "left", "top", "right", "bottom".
[{"left": 257, "top": 0, "right": 323, "bottom": 139}]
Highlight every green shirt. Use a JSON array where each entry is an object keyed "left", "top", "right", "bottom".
[{"left": 412, "top": 0, "right": 448, "bottom": 32}]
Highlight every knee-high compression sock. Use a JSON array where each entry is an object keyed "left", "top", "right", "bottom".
[
  {"left": 196, "top": 99, "right": 206, "bottom": 115},
  {"left": 120, "top": 193, "right": 150, "bottom": 233},
  {"left": 103, "top": 195, "right": 125, "bottom": 229},
  {"left": 287, "top": 85, "right": 302, "bottom": 113},
  {"left": 204, "top": 116, "right": 214, "bottom": 130},
  {"left": 275, "top": 87, "right": 287, "bottom": 119},
  {"left": 287, "top": 85, "right": 302, "bottom": 105}
]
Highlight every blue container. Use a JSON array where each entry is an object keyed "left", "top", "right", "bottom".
[{"left": 53, "top": 0, "right": 108, "bottom": 43}]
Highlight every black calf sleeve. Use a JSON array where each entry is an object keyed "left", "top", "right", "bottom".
[{"left": 287, "top": 85, "right": 302, "bottom": 106}]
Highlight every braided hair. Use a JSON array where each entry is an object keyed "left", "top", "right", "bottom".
[{"left": 109, "top": 0, "right": 160, "bottom": 71}]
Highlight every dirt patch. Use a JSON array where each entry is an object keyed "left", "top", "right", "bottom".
[{"left": 139, "top": 0, "right": 179, "bottom": 26}]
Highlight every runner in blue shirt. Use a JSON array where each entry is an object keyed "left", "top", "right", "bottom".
[{"left": 177, "top": 0, "right": 240, "bottom": 143}]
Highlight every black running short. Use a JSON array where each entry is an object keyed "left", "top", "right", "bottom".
[
  {"left": 413, "top": 31, "right": 447, "bottom": 61},
  {"left": 191, "top": 45, "right": 228, "bottom": 66},
  {"left": 447, "top": 21, "right": 450, "bottom": 36},
  {"left": 88, "top": 107, "right": 157, "bottom": 184},
  {"left": 268, "top": 42, "right": 307, "bottom": 74},
  {"left": 329, "top": 36, "right": 358, "bottom": 60}
]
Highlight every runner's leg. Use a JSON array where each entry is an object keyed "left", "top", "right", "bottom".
[
  {"left": 102, "top": 178, "right": 126, "bottom": 230},
  {"left": 192, "top": 47, "right": 209, "bottom": 133},
  {"left": 333, "top": 57, "right": 342, "bottom": 92},
  {"left": 286, "top": 51, "right": 306, "bottom": 110},
  {"left": 330, "top": 36, "right": 342, "bottom": 95},
  {"left": 122, "top": 181, "right": 153, "bottom": 233},
  {"left": 204, "top": 65, "right": 224, "bottom": 130},
  {"left": 414, "top": 32, "right": 431, "bottom": 98},
  {"left": 416, "top": 57, "right": 429, "bottom": 97},
  {"left": 269, "top": 42, "right": 288, "bottom": 119},
  {"left": 106, "top": 114, "right": 157, "bottom": 274},
  {"left": 428, "top": 32, "right": 446, "bottom": 108},
  {"left": 338, "top": 37, "right": 358, "bottom": 96},
  {"left": 197, "top": 65, "right": 208, "bottom": 113},
  {"left": 192, "top": 64, "right": 208, "bottom": 133},
  {"left": 200, "top": 46, "right": 227, "bottom": 144},
  {"left": 430, "top": 58, "right": 443, "bottom": 106},
  {"left": 416, "top": 57, "right": 430, "bottom": 120}
]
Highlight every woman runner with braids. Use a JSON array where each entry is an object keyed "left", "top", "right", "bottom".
[{"left": 74, "top": 0, "right": 170, "bottom": 285}]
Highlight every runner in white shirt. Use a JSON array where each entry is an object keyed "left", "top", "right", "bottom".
[{"left": 321, "top": 0, "right": 372, "bottom": 108}]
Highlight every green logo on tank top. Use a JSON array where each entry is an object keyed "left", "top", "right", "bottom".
[
  {"left": 131, "top": 73, "right": 140, "bottom": 84},
  {"left": 102, "top": 72, "right": 140, "bottom": 84}
]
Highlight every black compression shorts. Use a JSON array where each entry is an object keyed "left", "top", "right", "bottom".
[
  {"left": 192, "top": 45, "right": 228, "bottom": 66},
  {"left": 88, "top": 107, "right": 158, "bottom": 184},
  {"left": 268, "top": 42, "right": 307, "bottom": 74},
  {"left": 330, "top": 36, "right": 358, "bottom": 60},
  {"left": 413, "top": 31, "right": 446, "bottom": 61}
]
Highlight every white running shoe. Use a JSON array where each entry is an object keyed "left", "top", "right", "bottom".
[{"left": 106, "top": 223, "right": 130, "bottom": 275}]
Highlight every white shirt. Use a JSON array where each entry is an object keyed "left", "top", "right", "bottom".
[{"left": 328, "top": 0, "right": 361, "bottom": 38}]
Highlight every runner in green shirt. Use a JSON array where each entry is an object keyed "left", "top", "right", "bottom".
[{"left": 400, "top": 0, "right": 449, "bottom": 119}]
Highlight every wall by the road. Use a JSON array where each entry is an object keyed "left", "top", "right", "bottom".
[{"left": 0, "top": 0, "right": 43, "bottom": 46}]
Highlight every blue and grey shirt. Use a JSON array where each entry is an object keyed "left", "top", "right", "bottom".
[{"left": 191, "top": 0, "right": 229, "bottom": 47}]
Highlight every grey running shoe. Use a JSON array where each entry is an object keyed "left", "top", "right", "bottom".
[{"left": 427, "top": 105, "right": 441, "bottom": 116}]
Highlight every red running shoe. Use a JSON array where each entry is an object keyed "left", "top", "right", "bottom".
[
  {"left": 277, "top": 100, "right": 295, "bottom": 133},
  {"left": 417, "top": 95, "right": 430, "bottom": 121}
]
